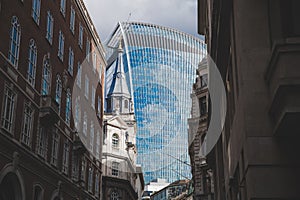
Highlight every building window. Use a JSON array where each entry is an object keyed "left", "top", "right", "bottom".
[
  {"left": 37, "top": 128, "right": 48, "bottom": 157},
  {"left": 95, "top": 172, "right": 99, "bottom": 196},
  {"left": 68, "top": 47, "right": 74, "bottom": 75},
  {"left": 88, "top": 166, "right": 93, "bottom": 192},
  {"left": 74, "top": 97, "right": 81, "bottom": 130},
  {"left": 62, "top": 140, "right": 70, "bottom": 174},
  {"left": 33, "top": 185, "right": 43, "bottom": 200},
  {"left": 55, "top": 75, "right": 62, "bottom": 112},
  {"left": 85, "top": 75, "right": 89, "bottom": 99},
  {"left": 93, "top": 52, "right": 97, "bottom": 72},
  {"left": 199, "top": 96, "right": 207, "bottom": 116},
  {"left": 200, "top": 74, "right": 208, "bottom": 87},
  {"left": 70, "top": 6, "right": 75, "bottom": 33},
  {"left": 65, "top": 89, "right": 71, "bottom": 125},
  {"left": 96, "top": 131, "right": 100, "bottom": 159},
  {"left": 72, "top": 151, "right": 79, "bottom": 181},
  {"left": 90, "top": 121, "right": 94, "bottom": 151},
  {"left": 31, "top": 0, "right": 41, "bottom": 24},
  {"left": 58, "top": 31, "right": 64, "bottom": 61},
  {"left": 21, "top": 102, "right": 33, "bottom": 146},
  {"left": 91, "top": 86, "right": 95, "bottom": 109},
  {"left": 110, "top": 190, "right": 120, "bottom": 200},
  {"left": 124, "top": 99, "right": 128, "bottom": 109},
  {"left": 27, "top": 39, "right": 37, "bottom": 86},
  {"left": 78, "top": 23, "right": 83, "bottom": 48},
  {"left": 46, "top": 11, "right": 54, "bottom": 44},
  {"left": 112, "top": 133, "right": 119, "bottom": 148},
  {"left": 76, "top": 62, "right": 81, "bottom": 87},
  {"left": 50, "top": 130, "right": 59, "bottom": 166},
  {"left": 111, "top": 162, "right": 119, "bottom": 177},
  {"left": 81, "top": 157, "right": 86, "bottom": 182},
  {"left": 8, "top": 16, "right": 21, "bottom": 67},
  {"left": 41, "top": 57, "right": 51, "bottom": 95},
  {"left": 97, "top": 96, "right": 101, "bottom": 116},
  {"left": 1, "top": 85, "right": 16, "bottom": 132},
  {"left": 83, "top": 112, "right": 87, "bottom": 136},
  {"left": 60, "top": 0, "right": 66, "bottom": 16},
  {"left": 86, "top": 39, "right": 90, "bottom": 61}
]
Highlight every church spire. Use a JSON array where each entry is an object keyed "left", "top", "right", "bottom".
[{"left": 106, "top": 39, "right": 131, "bottom": 114}]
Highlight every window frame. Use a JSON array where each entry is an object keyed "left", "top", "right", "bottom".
[
  {"left": 50, "top": 130, "right": 60, "bottom": 166},
  {"left": 46, "top": 11, "right": 54, "bottom": 44},
  {"left": 68, "top": 47, "right": 74, "bottom": 75},
  {"left": 21, "top": 102, "right": 34, "bottom": 146},
  {"left": 41, "top": 57, "right": 51, "bottom": 95},
  {"left": 58, "top": 31, "right": 64, "bottom": 61},
  {"left": 1, "top": 85, "right": 16, "bottom": 133},
  {"left": 62, "top": 140, "right": 70, "bottom": 174},
  {"left": 27, "top": 39, "right": 37, "bottom": 86},
  {"left": 70, "top": 6, "right": 75, "bottom": 34},
  {"left": 112, "top": 133, "right": 119, "bottom": 148},
  {"left": 111, "top": 162, "right": 119, "bottom": 177},
  {"left": 31, "top": 0, "right": 41, "bottom": 24},
  {"left": 8, "top": 16, "right": 21, "bottom": 68}
]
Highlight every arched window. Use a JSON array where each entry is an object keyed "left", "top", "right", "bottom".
[
  {"left": 8, "top": 16, "right": 21, "bottom": 67},
  {"left": 112, "top": 134, "right": 119, "bottom": 148},
  {"left": 33, "top": 184, "right": 44, "bottom": 200},
  {"left": 55, "top": 75, "right": 62, "bottom": 112},
  {"left": 27, "top": 39, "right": 37, "bottom": 86},
  {"left": 42, "top": 57, "right": 51, "bottom": 95},
  {"left": 110, "top": 190, "right": 119, "bottom": 200},
  {"left": 65, "top": 89, "right": 71, "bottom": 125}
]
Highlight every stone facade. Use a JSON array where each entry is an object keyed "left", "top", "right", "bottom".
[
  {"left": 0, "top": 0, "right": 106, "bottom": 199},
  {"left": 198, "top": 0, "right": 300, "bottom": 199},
  {"left": 188, "top": 59, "right": 214, "bottom": 200}
]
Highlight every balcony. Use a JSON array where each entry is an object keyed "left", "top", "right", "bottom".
[
  {"left": 265, "top": 38, "right": 300, "bottom": 136},
  {"left": 39, "top": 95, "right": 59, "bottom": 127}
]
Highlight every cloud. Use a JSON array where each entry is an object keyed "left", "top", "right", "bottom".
[{"left": 83, "top": 0, "right": 198, "bottom": 41}]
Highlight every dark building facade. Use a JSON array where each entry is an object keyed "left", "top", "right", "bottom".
[
  {"left": 188, "top": 58, "right": 214, "bottom": 200},
  {"left": 0, "top": 0, "right": 106, "bottom": 199},
  {"left": 198, "top": 0, "right": 300, "bottom": 199}
]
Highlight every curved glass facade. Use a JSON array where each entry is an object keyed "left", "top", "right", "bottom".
[{"left": 105, "top": 22, "right": 206, "bottom": 183}]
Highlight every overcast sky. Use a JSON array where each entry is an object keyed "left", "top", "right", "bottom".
[{"left": 83, "top": 0, "right": 199, "bottom": 42}]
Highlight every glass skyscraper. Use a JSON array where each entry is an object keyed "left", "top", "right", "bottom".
[{"left": 105, "top": 22, "right": 206, "bottom": 183}]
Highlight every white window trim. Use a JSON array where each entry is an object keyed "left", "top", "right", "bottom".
[
  {"left": 31, "top": 0, "right": 41, "bottom": 24},
  {"left": 50, "top": 131, "right": 60, "bottom": 166},
  {"left": 70, "top": 6, "right": 75, "bottom": 34},
  {"left": 46, "top": 11, "right": 54, "bottom": 44},
  {"left": 1, "top": 85, "right": 16, "bottom": 133},
  {"left": 68, "top": 47, "right": 74, "bottom": 75},
  {"left": 62, "top": 140, "right": 70, "bottom": 174},
  {"left": 8, "top": 16, "right": 21, "bottom": 68},
  {"left": 27, "top": 39, "right": 37, "bottom": 87},
  {"left": 58, "top": 31, "right": 64, "bottom": 61},
  {"left": 21, "top": 102, "right": 34, "bottom": 146}
]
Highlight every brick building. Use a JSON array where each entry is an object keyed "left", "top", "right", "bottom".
[
  {"left": 198, "top": 0, "right": 300, "bottom": 199},
  {"left": 0, "top": 0, "right": 106, "bottom": 199}
]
